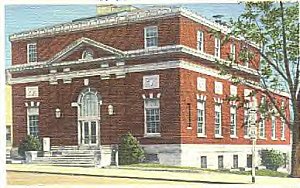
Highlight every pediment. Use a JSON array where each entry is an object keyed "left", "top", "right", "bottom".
[{"left": 47, "top": 37, "right": 124, "bottom": 64}]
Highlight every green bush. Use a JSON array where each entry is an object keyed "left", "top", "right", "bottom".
[
  {"left": 260, "top": 149, "right": 285, "bottom": 171},
  {"left": 18, "top": 135, "right": 42, "bottom": 157},
  {"left": 119, "top": 132, "right": 144, "bottom": 165}
]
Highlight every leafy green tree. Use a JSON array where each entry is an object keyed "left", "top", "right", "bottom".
[
  {"left": 212, "top": 2, "right": 299, "bottom": 176},
  {"left": 119, "top": 132, "right": 144, "bottom": 165},
  {"left": 18, "top": 135, "right": 42, "bottom": 157},
  {"left": 260, "top": 149, "right": 285, "bottom": 171}
]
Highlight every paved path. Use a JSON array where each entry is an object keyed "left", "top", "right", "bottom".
[{"left": 6, "top": 164, "right": 300, "bottom": 187}]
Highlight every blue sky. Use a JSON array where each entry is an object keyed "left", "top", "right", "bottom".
[{"left": 5, "top": 4, "right": 244, "bottom": 67}]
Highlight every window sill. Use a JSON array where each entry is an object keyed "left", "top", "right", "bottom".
[
  {"left": 281, "top": 138, "right": 286, "bottom": 141},
  {"left": 244, "top": 136, "right": 250, "bottom": 139},
  {"left": 271, "top": 138, "right": 278, "bottom": 141},
  {"left": 230, "top": 135, "right": 238, "bottom": 139},
  {"left": 197, "top": 134, "right": 207, "bottom": 138},
  {"left": 187, "top": 127, "right": 192, "bottom": 130},
  {"left": 214, "top": 135, "right": 223, "bottom": 139},
  {"left": 145, "top": 46, "right": 158, "bottom": 49},
  {"left": 144, "top": 133, "right": 161, "bottom": 138},
  {"left": 258, "top": 137, "right": 266, "bottom": 140}
]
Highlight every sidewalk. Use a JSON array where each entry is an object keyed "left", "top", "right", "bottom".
[{"left": 6, "top": 164, "right": 300, "bottom": 186}]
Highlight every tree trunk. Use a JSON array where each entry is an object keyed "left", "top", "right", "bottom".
[{"left": 291, "top": 93, "right": 300, "bottom": 177}]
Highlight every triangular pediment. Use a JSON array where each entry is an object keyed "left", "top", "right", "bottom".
[{"left": 48, "top": 37, "right": 124, "bottom": 64}]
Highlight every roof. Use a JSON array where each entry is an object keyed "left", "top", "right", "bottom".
[{"left": 9, "top": 6, "right": 233, "bottom": 42}]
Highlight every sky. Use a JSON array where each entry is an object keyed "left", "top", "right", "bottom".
[{"left": 5, "top": 4, "right": 244, "bottom": 67}]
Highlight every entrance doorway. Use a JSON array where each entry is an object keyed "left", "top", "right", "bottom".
[{"left": 80, "top": 121, "right": 98, "bottom": 145}]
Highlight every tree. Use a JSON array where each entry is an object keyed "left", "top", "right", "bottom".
[
  {"left": 260, "top": 149, "right": 285, "bottom": 171},
  {"left": 118, "top": 132, "right": 144, "bottom": 165},
  {"left": 213, "top": 2, "right": 299, "bottom": 176}
]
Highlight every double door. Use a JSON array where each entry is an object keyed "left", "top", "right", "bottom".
[{"left": 80, "top": 121, "right": 98, "bottom": 145}]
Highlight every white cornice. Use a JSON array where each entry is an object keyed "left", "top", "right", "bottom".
[
  {"left": 7, "top": 44, "right": 258, "bottom": 76},
  {"left": 7, "top": 59, "right": 289, "bottom": 98},
  {"left": 8, "top": 7, "right": 259, "bottom": 49}
]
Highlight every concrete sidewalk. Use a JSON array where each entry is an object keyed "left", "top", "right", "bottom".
[{"left": 6, "top": 164, "right": 300, "bottom": 186}]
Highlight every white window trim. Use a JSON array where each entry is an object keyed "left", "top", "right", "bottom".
[
  {"left": 27, "top": 107, "right": 39, "bottom": 136},
  {"left": 214, "top": 104, "right": 222, "bottom": 137},
  {"left": 281, "top": 118, "right": 286, "bottom": 140},
  {"left": 214, "top": 37, "right": 221, "bottom": 58},
  {"left": 271, "top": 115, "right": 277, "bottom": 140},
  {"left": 144, "top": 98, "right": 161, "bottom": 137},
  {"left": 27, "top": 43, "right": 37, "bottom": 63},
  {"left": 197, "top": 77, "right": 206, "bottom": 91},
  {"left": 258, "top": 116, "right": 266, "bottom": 139},
  {"left": 230, "top": 43, "right": 236, "bottom": 60},
  {"left": 144, "top": 26, "right": 158, "bottom": 49},
  {"left": 215, "top": 81, "right": 223, "bottom": 95},
  {"left": 197, "top": 30, "right": 204, "bottom": 52},
  {"left": 230, "top": 105, "right": 237, "bottom": 137},
  {"left": 197, "top": 100, "right": 206, "bottom": 137},
  {"left": 244, "top": 108, "right": 250, "bottom": 139}
]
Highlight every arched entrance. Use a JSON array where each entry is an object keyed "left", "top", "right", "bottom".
[{"left": 77, "top": 88, "right": 101, "bottom": 146}]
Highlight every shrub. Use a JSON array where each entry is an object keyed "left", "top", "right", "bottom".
[
  {"left": 18, "top": 135, "right": 42, "bottom": 157},
  {"left": 260, "top": 149, "right": 285, "bottom": 171},
  {"left": 119, "top": 132, "right": 144, "bottom": 165}
]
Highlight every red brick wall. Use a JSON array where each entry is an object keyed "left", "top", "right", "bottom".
[
  {"left": 11, "top": 17, "right": 180, "bottom": 65},
  {"left": 179, "top": 68, "right": 290, "bottom": 145},
  {"left": 12, "top": 69, "right": 181, "bottom": 147}
]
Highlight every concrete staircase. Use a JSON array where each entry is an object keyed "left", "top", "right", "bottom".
[{"left": 30, "top": 146, "right": 101, "bottom": 167}]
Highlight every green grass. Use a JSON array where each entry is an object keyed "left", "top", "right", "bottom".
[{"left": 125, "top": 163, "right": 289, "bottom": 177}]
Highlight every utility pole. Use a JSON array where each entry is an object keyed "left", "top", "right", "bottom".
[{"left": 249, "top": 107, "right": 257, "bottom": 184}]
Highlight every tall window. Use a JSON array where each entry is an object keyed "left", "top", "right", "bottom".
[
  {"left": 201, "top": 156, "right": 207, "bottom": 168},
  {"left": 259, "top": 116, "right": 266, "bottom": 138},
  {"left": 144, "top": 26, "right": 158, "bottom": 48},
  {"left": 197, "top": 31, "right": 204, "bottom": 51},
  {"left": 27, "top": 107, "right": 39, "bottom": 136},
  {"left": 230, "top": 43, "right": 236, "bottom": 60},
  {"left": 271, "top": 116, "right": 276, "bottom": 139},
  {"left": 214, "top": 37, "right": 221, "bottom": 58},
  {"left": 218, "top": 155, "right": 224, "bottom": 169},
  {"left": 244, "top": 108, "right": 250, "bottom": 137},
  {"left": 197, "top": 101, "right": 206, "bottom": 136},
  {"left": 145, "top": 99, "right": 160, "bottom": 134},
  {"left": 230, "top": 106, "right": 237, "bottom": 137},
  {"left": 281, "top": 118, "right": 285, "bottom": 140},
  {"left": 27, "top": 43, "right": 37, "bottom": 63},
  {"left": 215, "top": 104, "right": 222, "bottom": 136}
]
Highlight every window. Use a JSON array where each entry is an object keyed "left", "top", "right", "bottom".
[
  {"left": 80, "top": 92, "right": 99, "bottom": 118},
  {"left": 144, "top": 26, "right": 158, "bottom": 48},
  {"left": 230, "top": 85, "right": 237, "bottom": 96},
  {"left": 230, "top": 106, "right": 237, "bottom": 137},
  {"left": 259, "top": 116, "right": 266, "bottom": 138},
  {"left": 281, "top": 118, "right": 285, "bottom": 140},
  {"left": 197, "top": 101, "right": 205, "bottom": 136},
  {"left": 197, "top": 77, "right": 206, "bottom": 91},
  {"left": 215, "top": 81, "right": 223, "bottom": 95},
  {"left": 218, "top": 155, "right": 224, "bottom": 169},
  {"left": 233, "top": 155, "right": 238, "bottom": 169},
  {"left": 215, "top": 104, "right": 222, "bottom": 137},
  {"left": 145, "top": 99, "right": 160, "bottom": 134},
  {"left": 201, "top": 156, "right": 207, "bottom": 168},
  {"left": 197, "top": 31, "right": 204, "bottom": 51},
  {"left": 214, "top": 37, "right": 221, "bottom": 58},
  {"left": 230, "top": 43, "right": 236, "bottom": 61},
  {"left": 82, "top": 49, "right": 94, "bottom": 60},
  {"left": 271, "top": 116, "right": 276, "bottom": 139},
  {"left": 244, "top": 108, "right": 250, "bottom": 137},
  {"left": 188, "top": 103, "right": 192, "bottom": 128},
  {"left": 283, "top": 153, "right": 287, "bottom": 168},
  {"left": 27, "top": 107, "right": 39, "bottom": 136},
  {"left": 247, "top": 154, "right": 252, "bottom": 168},
  {"left": 27, "top": 43, "right": 37, "bottom": 63}
]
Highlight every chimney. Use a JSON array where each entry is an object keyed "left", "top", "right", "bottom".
[{"left": 96, "top": 4, "right": 138, "bottom": 16}]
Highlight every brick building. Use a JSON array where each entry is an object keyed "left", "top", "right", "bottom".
[{"left": 7, "top": 6, "right": 291, "bottom": 170}]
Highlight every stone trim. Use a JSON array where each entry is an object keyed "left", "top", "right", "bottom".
[
  {"left": 25, "top": 101, "right": 40, "bottom": 107},
  {"left": 196, "top": 94, "right": 206, "bottom": 101},
  {"left": 213, "top": 97, "right": 223, "bottom": 104}
]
